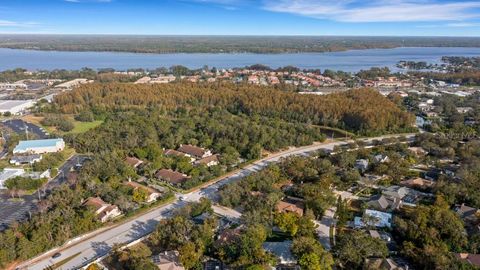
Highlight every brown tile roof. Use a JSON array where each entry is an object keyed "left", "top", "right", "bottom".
[
  {"left": 400, "top": 177, "right": 434, "bottom": 188},
  {"left": 164, "top": 149, "right": 187, "bottom": 157},
  {"left": 83, "top": 197, "right": 107, "bottom": 211},
  {"left": 276, "top": 198, "right": 305, "bottom": 216},
  {"left": 178, "top": 144, "right": 207, "bottom": 158},
  {"left": 152, "top": 251, "right": 185, "bottom": 270},
  {"left": 195, "top": 154, "right": 219, "bottom": 165},
  {"left": 125, "top": 157, "right": 143, "bottom": 168},
  {"left": 457, "top": 253, "right": 480, "bottom": 267},
  {"left": 155, "top": 169, "right": 189, "bottom": 185}
]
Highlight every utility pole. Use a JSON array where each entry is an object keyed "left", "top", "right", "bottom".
[{"left": 24, "top": 123, "right": 29, "bottom": 140}]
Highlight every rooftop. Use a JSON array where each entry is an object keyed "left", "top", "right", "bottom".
[{"left": 14, "top": 138, "right": 64, "bottom": 152}]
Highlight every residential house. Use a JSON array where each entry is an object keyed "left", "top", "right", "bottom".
[
  {"left": 374, "top": 154, "right": 390, "bottom": 163},
  {"left": 276, "top": 197, "right": 305, "bottom": 216},
  {"left": 203, "top": 258, "right": 227, "bottom": 270},
  {"left": 151, "top": 251, "right": 185, "bottom": 270},
  {"left": 366, "top": 194, "right": 401, "bottom": 212},
  {"left": 10, "top": 154, "right": 42, "bottom": 165},
  {"left": 177, "top": 144, "right": 212, "bottom": 159},
  {"left": 457, "top": 107, "right": 473, "bottom": 114},
  {"left": 456, "top": 253, "right": 480, "bottom": 268},
  {"left": 455, "top": 204, "right": 480, "bottom": 224},
  {"left": 369, "top": 230, "right": 392, "bottom": 242},
  {"left": 83, "top": 197, "right": 122, "bottom": 223},
  {"left": 155, "top": 169, "right": 190, "bottom": 186},
  {"left": 164, "top": 149, "right": 192, "bottom": 160},
  {"left": 355, "top": 159, "right": 369, "bottom": 173},
  {"left": 125, "top": 157, "right": 144, "bottom": 169},
  {"left": 408, "top": 147, "right": 427, "bottom": 156},
  {"left": 215, "top": 227, "right": 243, "bottom": 246},
  {"left": 400, "top": 177, "right": 434, "bottom": 189},
  {"left": 125, "top": 181, "right": 163, "bottom": 203},
  {"left": 364, "top": 258, "right": 405, "bottom": 270},
  {"left": 382, "top": 185, "right": 425, "bottom": 206},
  {"left": 354, "top": 209, "right": 392, "bottom": 228},
  {"left": 194, "top": 154, "right": 220, "bottom": 167},
  {"left": 262, "top": 241, "right": 296, "bottom": 265}
]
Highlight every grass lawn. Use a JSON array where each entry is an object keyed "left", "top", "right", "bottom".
[
  {"left": 22, "top": 114, "right": 103, "bottom": 135},
  {"left": 68, "top": 120, "right": 103, "bottom": 134}
]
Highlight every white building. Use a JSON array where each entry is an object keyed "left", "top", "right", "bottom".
[
  {"left": 55, "top": 79, "right": 91, "bottom": 90},
  {"left": 0, "top": 83, "right": 28, "bottom": 91},
  {"left": 0, "top": 168, "right": 25, "bottom": 189},
  {"left": 13, "top": 138, "right": 65, "bottom": 154},
  {"left": 0, "top": 100, "right": 36, "bottom": 115}
]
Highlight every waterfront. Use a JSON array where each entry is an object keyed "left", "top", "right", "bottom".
[{"left": 0, "top": 47, "right": 479, "bottom": 72}]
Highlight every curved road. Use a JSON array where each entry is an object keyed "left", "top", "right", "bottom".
[{"left": 18, "top": 134, "right": 414, "bottom": 270}]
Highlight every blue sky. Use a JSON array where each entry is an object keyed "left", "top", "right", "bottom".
[{"left": 1, "top": 0, "right": 480, "bottom": 36}]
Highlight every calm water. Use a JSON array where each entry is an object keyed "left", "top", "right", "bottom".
[{"left": 0, "top": 47, "right": 479, "bottom": 72}]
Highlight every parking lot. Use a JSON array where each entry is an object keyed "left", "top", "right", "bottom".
[
  {"left": 0, "top": 192, "right": 37, "bottom": 230},
  {"left": 2, "top": 119, "right": 50, "bottom": 139},
  {"left": 0, "top": 154, "right": 89, "bottom": 231}
]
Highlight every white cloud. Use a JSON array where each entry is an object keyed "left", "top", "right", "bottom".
[
  {"left": 0, "top": 20, "right": 39, "bottom": 27},
  {"left": 263, "top": 0, "right": 480, "bottom": 22},
  {"left": 447, "top": 22, "right": 480, "bottom": 27}
]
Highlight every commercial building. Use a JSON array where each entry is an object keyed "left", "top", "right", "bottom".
[
  {"left": 55, "top": 79, "right": 91, "bottom": 90},
  {"left": 0, "top": 100, "right": 36, "bottom": 115},
  {"left": 13, "top": 138, "right": 65, "bottom": 154},
  {"left": 0, "top": 168, "right": 25, "bottom": 189}
]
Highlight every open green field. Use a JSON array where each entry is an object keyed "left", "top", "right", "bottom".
[
  {"left": 68, "top": 120, "right": 103, "bottom": 134},
  {"left": 22, "top": 115, "right": 103, "bottom": 135}
]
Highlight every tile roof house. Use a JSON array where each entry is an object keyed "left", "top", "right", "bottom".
[
  {"left": 455, "top": 204, "right": 480, "bottom": 223},
  {"left": 456, "top": 253, "right": 480, "bottom": 267},
  {"left": 276, "top": 197, "right": 305, "bottom": 216},
  {"left": 366, "top": 194, "right": 401, "bottom": 212},
  {"left": 355, "top": 159, "right": 369, "bottom": 172},
  {"left": 194, "top": 154, "right": 219, "bottom": 167},
  {"left": 382, "top": 185, "right": 411, "bottom": 200},
  {"left": 125, "top": 181, "right": 163, "bottom": 203},
  {"left": 215, "top": 226, "right": 243, "bottom": 246},
  {"left": 151, "top": 251, "right": 185, "bottom": 270},
  {"left": 400, "top": 177, "right": 434, "bottom": 189},
  {"left": 365, "top": 258, "right": 405, "bottom": 270},
  {"left": 177, "top": 144, "right": 212, "bottom": 159},
  {"left": 83, "top": 197, "right": 122, "bottom": 223},
  {"left": 125, "top": 157, "right": 144, "bottom": 169},
  {"left": 155, "top": 169, "right": 190, "bottom": 186},
  {"left": 164, "top": 149, "right": 194, "bottom": 162},
  {"left": 408, "top": 147, "right": 427, "bottom": 156}
]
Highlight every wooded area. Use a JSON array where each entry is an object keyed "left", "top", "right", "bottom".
[{"left": 53, "top": 83, "right": 414, "bottom": 135}]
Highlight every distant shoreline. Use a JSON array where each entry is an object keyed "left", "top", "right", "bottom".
[{"left": 1, "top": 35, "right": 479, "bottom": 55}]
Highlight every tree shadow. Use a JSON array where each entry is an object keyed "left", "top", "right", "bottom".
[
  {"left": 91, "top": 241, "right": 111, "bottom": 256},
  {"left": 128, "top": 219, "right": 159, "bottom": 239}
]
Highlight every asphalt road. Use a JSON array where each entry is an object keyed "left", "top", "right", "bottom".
[{"left": 18, "top": 134, "right": 414, "bottom": 270}]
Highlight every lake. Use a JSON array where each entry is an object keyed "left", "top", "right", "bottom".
[{"left": 0, "top": 47, "right": 479, "bottom": 72}]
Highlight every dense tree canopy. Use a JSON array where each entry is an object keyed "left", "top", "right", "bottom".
[{"left": 53, "top": 83, "right": 414, "bottom": 134}]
